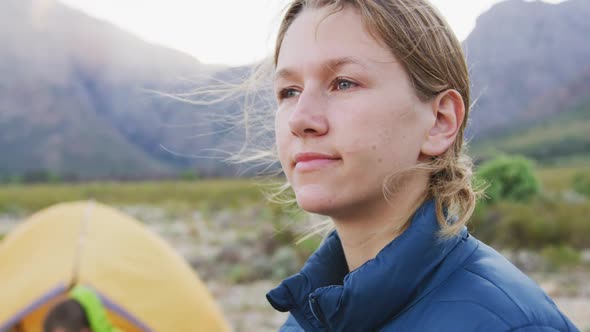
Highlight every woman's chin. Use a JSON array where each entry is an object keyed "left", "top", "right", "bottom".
[
  {"left": 295, "top": 195, "right": 338, "bottom": 216},
  {"left": 293, "top": 184, "right": 343, "bottom": 215}
]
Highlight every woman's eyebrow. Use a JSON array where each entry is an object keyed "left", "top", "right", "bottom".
[
  {"left": 274, "top": 56, "right": 371, "bottom": 83},
  {"left": 324, "top": 56, "right": 371, "bottom": 73}
]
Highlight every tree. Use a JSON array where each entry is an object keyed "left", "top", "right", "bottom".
[
  {"left": 572, "top": 172, "right": 590, "bottom": 197},
  {"left": 179, "top": 169, "right": 200, "bottom": 181},
  {"left": 477, "top": 155, "right": 541, "bottom": 203}
]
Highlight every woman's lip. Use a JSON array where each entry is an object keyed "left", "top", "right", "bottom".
[
  {"left": 294, "top": 158, "right": 341, "bottom": 172},
  {"left": 294, "top": 152, "right": 340, "bottom": 163}
]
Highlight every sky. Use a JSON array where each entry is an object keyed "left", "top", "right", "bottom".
[{"left": 58, "top": 0, "right": 566, "bottom": 67}]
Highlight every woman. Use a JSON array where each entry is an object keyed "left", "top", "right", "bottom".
[{"left": 262, "top": 0, "right": 578, "bottom": 331}]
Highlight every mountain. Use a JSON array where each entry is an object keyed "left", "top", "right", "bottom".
[
  {"left": 0, "top": 0, "right": 589, "bottom": 180},
  {"left": 0, "top": 0, "right": 248, "bottom": 180},
  {"left": 464, "top": 0, "right": 590, "bottom": 138}
]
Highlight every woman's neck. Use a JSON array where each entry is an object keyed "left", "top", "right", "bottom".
[{"left": 332, "top": 173, "right": 429, "bottom": 271}]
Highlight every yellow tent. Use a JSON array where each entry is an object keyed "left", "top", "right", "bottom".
[{"left": 0, "top": 201, "right": 230, "bottom": 332}]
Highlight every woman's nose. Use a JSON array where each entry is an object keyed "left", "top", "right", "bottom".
[{"left": 288, "top": 90, "right": 329, "bottom": 138}]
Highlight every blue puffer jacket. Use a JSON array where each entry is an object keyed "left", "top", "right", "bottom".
[{"left": 266, "top": 200, "right": 579, "bottom": 331}]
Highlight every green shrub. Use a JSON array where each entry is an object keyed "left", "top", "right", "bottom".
[
  {"left": 0, "top": 175, "right": 23, "bottom": 184},
  {"left": 470, "top": 198, "right": 590, "bottom": 249},
  {"left": 572, "top": 172, "right": 590, "bottom": 197},
  {"left": 179, "top": 169, "right": 200, "bottom": 181},
  {"left": 271, "top": 247, "right": 301, "bottom": 280},
  {"left": 477, "top": 155, "right": 541, "bottom": 203},
  {"left": 227, "top": 264, "right": 253, "bottom": 284},
  {"left": 540, "top": 245, "right": 581, "bottom": 272},
  {"left": 296, "top": 236, "right": 322, "bottom": 261}
]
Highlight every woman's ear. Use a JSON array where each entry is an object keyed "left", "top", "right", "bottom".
[{"left": 420, "top": 89, "right": 465, "bottom": 157}]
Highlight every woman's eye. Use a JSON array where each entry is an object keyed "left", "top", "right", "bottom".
[
  {"left": 278, "top": 88, "right": 300, "bottom": 100},
  {"left": 333, "top": 78, "right": 358, "bottom": 91}
]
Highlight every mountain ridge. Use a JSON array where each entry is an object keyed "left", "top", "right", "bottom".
[{"left": 0, "top": 0, "right": 588, "bottom": 180}]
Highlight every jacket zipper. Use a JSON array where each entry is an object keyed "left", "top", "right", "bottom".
[{"left": 309, "top": 296, "right": 332, "bottom": 332}]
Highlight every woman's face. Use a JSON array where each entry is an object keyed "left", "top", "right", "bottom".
[{"left": 274, "top": 6, "right": 433, "bottom": 218}]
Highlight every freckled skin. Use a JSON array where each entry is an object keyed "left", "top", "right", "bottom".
[{"left": 274, "top": 6, "right": 433, "bottom": 218}]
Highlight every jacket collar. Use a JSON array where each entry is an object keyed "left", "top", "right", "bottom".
[{"left": 266, "top": 199, "right": 469, "bottom": 331}]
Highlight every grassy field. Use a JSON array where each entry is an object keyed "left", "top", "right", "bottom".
[
  {"left": 0, "top": 163, "right": 588, "bottom": 213},
  {"left": 1, "top": 171, "right": 588, "bottom": 330},
  {"left": 0, "top": 179, "right": 275, "bottom": 214},
  {"left": 537, "top": 164, "right": 590, "bottom": 192}
]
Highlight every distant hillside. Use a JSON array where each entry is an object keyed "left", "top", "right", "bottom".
[
  {"left": 464, "top": 0, "right": 590, "bottom": 138},
  {"left": 472, "top": 66, "right": 590, "bottom": 164},
  {"left": 0, "top": 0, "right": 589, "bottom": 180},
  {"left": 0, "top": 0, "right": 246, "bottom": 179}
]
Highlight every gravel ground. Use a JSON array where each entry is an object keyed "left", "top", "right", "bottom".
[
  {"left": 551, "top": 297, "right": 589, "bottom": 331},
  {"left": 537, "top": 274, "right": 590, "bottom": 331},
  {"left": 208, "top": 280, "right": 289, "bottom": 332}
]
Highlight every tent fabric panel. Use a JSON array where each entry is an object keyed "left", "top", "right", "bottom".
[
  {"left": 3, "top": 290, "right": 145, "bottom": 332},
  {"left": 78, "top": 203, "right": 230, "bottom": 332},
  {"left": 0, "top": 203, "right": 83, "bottom": 323},
  {"left": 0, "top": 285, "right": 66, "bottom": 332},
  {"left": 105, "top": 311, "right": 145, "bottom": 332},
  {"left": 101, "top": 294, "right": 152, "bottom": 332},
  {"left": 17, "top": 292, "right": 67, "bottom": 332}
]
